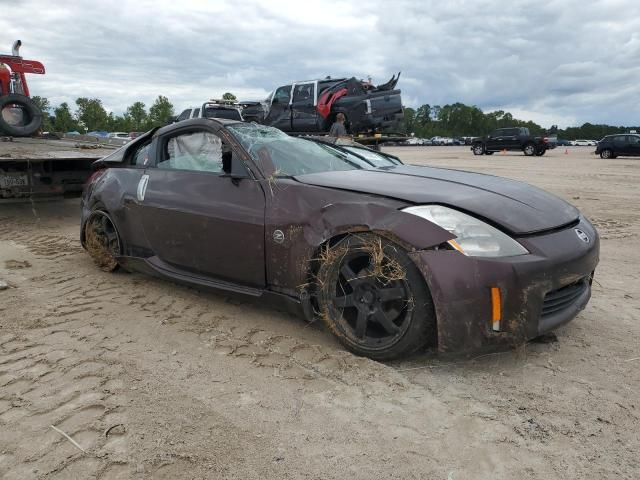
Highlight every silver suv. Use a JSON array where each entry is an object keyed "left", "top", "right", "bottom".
[{"left": 175, "top": 100, "right": 243, "bottom": 123}]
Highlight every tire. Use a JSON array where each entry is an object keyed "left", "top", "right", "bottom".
[
  {"left": 600, "top": 149, "right": 613, "bottom": 159},
  {"left": 84, "top": 210, "right": 121, "bottom": 272},
  {"left": 316, "top": 233, "right": 436, "bottom": 360},
  {"left": 523, "top": 143, "right": 536, "bottom": 156},
  {"left": 472, "top": 143, "right": 484, "bottom": 155},
  {"left": 0, "top": 94, "right": 43, "bottom": 137},
  {"left": 535, "top": 148, "right": 546, "bottom": 156}
]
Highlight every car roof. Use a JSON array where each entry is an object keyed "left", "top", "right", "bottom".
[{"left": 156, "top": 117, "right": 243, "bottom": 136}]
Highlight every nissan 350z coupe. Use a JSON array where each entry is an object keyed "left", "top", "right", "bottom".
[{"left": 81, "top": 118, "right": 599, "bottom": 360}]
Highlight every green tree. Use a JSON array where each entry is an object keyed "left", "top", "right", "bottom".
[
  {"left": 75, "top": 97, "right": 108, "bottom": 132},
  {"left": 31, "top": 95, "right": 53, "bottom": 131},
  {"left": 401, "top": 107, "right": 416, "bottom": 134},
  {"left": 51, "top": 102, "right": 78, "bottom": 132},
  {"left": 148, "top": 95, "right": 175, "bottom": 127},
  {"left": 222, "top": 92, "right": 237, "bottom": 102},
  {"left": 415, "top": 104, "right": 432, "bottom": 127},
  {"left": 126, "top": 101, "right": 148, "bottom": 131}
]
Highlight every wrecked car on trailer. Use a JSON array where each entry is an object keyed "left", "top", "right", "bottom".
[
  {"left": 80, "top": 118, "right": 599, "bottom": 360},
  {"left": 240, "top": 74, "right": 403, "bottom": 135}
]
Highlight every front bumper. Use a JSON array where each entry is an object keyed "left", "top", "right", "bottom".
[{"left": 408, "top": 217, "right": 599, "bottom": 353}]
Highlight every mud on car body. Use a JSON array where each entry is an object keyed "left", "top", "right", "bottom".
[{"left": 81, "top": 119, "right": 599, "bottom": 360}]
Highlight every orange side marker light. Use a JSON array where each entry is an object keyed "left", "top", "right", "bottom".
[{"left": 491, "top": 287, "right": 501, "bottom": 331}]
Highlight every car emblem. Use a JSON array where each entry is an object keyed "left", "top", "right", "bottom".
[
  {"left": 574, "top": 228, "right": 590, "bottom": 243},
  {"left": 273, "top": 230, "right": 285, "bottom": 244}
]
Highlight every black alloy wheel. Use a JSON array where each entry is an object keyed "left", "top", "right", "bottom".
[{"left": 316, "top": 234, "right": 436, "bottom": 360}]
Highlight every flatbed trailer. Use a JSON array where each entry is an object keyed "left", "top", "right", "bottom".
[
  {"left": 0, "top": 136, "right": 117, "bottom": 200},
  {"left": 352, "top": 134, "right": 409, "bottom": 149}
]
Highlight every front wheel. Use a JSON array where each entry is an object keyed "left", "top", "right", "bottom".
[
  {"left": 523, "top": 144, "right": 536, "bottom": 156},
  {"left": 316, "top": 233, "right": 436, "bottom": 360},
  {"left": 600, "top": 149, "right": 614, "bottom": 159},
  {"left": 84, "top": 210, "right": 121, "bottom": 272},
  {"left": 472, "top": 144, "right": 484, "bottom": 155}
]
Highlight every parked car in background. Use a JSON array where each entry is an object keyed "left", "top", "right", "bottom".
[
  {"left": 471, "top": 127, "right": 549, "bottom": 156},
  {"left": 430, "top": 136, "right": 454, "bottom": 145},
  {"left": 595, "top": 134, "right": 640, "bottom": 159},
  {"left": 403, "top": 137, "right": 423, "bottom": 146},
  {"left": 175, "top": 100, "right": 244, "bottom": 123},
  {"left": 573, "top": 139, "right": 591, "bottom": 146},
  {"left": 556, "top": 139, "right": 572, "bottom": 146},
  {"left": 108, "top": 132, "right": 132, "bottom": 141},
  {"left": 587, "top": 140, "right": 598, "bottom": 146}
]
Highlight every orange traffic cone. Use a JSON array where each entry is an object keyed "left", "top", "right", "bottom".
[
  {"left": 501, "top": 149, "right": 507, "bottom": 155},
  {"left": 564, "top": 149, "right": 569, "bottom": 155}
]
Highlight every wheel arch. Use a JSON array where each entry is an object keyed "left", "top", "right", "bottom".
[
  {"left": 297, "top": 204, "right": 453, "bottom": 324},
  {"left": 81, "top": 204, "right": 123, "bottom": 254}
]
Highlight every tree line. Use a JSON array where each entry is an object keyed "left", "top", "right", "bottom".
[
  {"left": 402, "top": 102, "right": 639, "bottom": 140},
  {"left": 31, "top": 94, "right": 637, "bottom": 140},
  {"left": 31, "top": 92, "right": 240, "bottom": 134},
  {"left": 31, "top": 95, "right": 176, "bottom": 133}
]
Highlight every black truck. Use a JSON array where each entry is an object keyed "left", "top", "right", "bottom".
[
  {"left": 240, "top": 74, "right": 403, "bottom": 135},
  {"left": 471, "top": 127, "right": 549, "bottom": 156}
]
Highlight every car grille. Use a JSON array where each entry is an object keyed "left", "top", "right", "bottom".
[{"left": 541, "top": 278, "right": 589, "bottom": 318}]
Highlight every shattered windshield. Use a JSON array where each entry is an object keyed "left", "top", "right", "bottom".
[
  {"left": 342, "top": 146, "right": 400, "bottom": 167},
  {"left": 228, "top": 124, "right": 359, "bottom": 177}
]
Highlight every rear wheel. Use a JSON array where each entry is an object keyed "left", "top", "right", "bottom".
[
  {"left": 472, "top": 143, "right": 484, "bottom": 155},
  {"left": 600, "top": 149, "right": 614, "bottom": 159},
  {"left": 523, "top": 143, "right": 536, "bottom": 156},
  {"left": 535, "top": 148, "right": 546, "bottom": 156},
  {"left": 84, "top": 210, "right": 121, "bottom": 272},
  {"left": 316, "top": 233, "right": 436, "bottom": 360}
]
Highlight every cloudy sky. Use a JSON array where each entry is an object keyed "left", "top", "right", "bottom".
[{"left": 1, "top": 0, "right": 639, "bottom": 127}]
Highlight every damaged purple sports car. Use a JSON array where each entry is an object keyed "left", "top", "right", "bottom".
[{"left": 81, "top": 118, "right": 599, "bottom": 360}]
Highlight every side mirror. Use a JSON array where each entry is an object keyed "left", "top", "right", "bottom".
[{"left": 223, "top": 152, "right": 249, "bottom": 179}]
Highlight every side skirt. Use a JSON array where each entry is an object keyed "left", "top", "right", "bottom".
[{"left": 115, "top": 255, "right": 307, "bottom": 318}]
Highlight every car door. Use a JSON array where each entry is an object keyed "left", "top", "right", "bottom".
[
  {"left": 612, "top": 135, "right": 627, "bottom": 156},
  {"left": 137, "top": 124, "right": 266, "bottom": 287},
  {"left": 264, "top": 85, "right": 292, "bottom": 131},
  {"left": 486, "top": 129, "right": 503, "bottom": 150},
  {"left": 629, "top": 135, "right": 640, "bottom": 156},
  {"left": 290, "top": 82, "right": 317, "bottom": 131},
  {"left": 506, "top": 128, "right": 521, "bottom": 149}
]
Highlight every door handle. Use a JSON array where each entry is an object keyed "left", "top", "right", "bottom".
[{"left": 137, "top": 174, "right": 149, "bottom": 202}]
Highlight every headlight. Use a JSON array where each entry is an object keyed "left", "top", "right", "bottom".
[{"left": 403, "top": 205, "right": 529, "bottom": 257}]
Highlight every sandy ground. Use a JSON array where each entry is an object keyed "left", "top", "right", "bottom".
[{"left": 0, "top": 146, "right": 638, "bottom": 479}]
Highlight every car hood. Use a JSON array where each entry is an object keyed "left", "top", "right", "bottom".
[{"left": 293, "top": 165, "right": 579, "bottom": 235}]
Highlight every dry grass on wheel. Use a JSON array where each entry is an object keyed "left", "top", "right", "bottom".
[{"left": 85, "top": 222, "right": 118, "bottom": 272}]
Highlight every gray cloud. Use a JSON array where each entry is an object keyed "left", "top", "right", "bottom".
[{"left": 1, "top": 0, "right": 638, "bottom": 127}]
